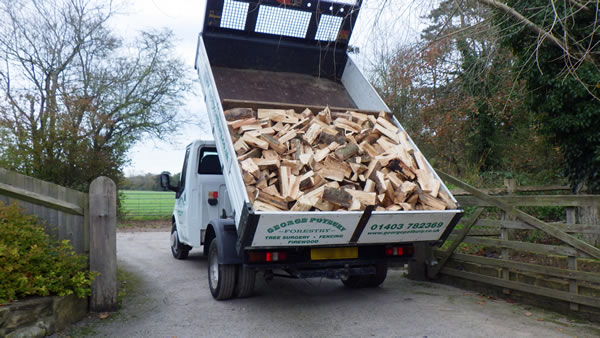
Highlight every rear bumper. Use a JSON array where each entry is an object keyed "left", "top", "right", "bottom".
[
  {"left": 290, "top": 266, "right": 377, "bottom": 279},
  {"left": 243, "top": 244, "right": 413, "bottom": 278}
]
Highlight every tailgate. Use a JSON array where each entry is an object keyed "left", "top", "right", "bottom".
[{"left": 251, "top": 210, "right": 460, "bottom": 247}]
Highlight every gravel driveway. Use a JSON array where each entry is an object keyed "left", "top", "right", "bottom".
[{"left": 62, "top": 231, "right": 600, "bottom": 337}]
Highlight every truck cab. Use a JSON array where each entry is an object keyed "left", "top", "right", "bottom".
[{"left": 161, "top": 140, "right": 232, "bottom": 259}]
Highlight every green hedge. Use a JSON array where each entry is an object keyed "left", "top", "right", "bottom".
[{"left": 0, "top": 202, "right": 96, "bottom": 304}]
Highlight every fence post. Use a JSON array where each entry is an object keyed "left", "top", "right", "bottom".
[
  {"left": 500, "top": 178, "right": 517, "bottom": 294},
  {"left": 566, "top": 206, "right": 579, "bottom": 311},
  {"left": 89, "top": 177, "right": 117, "bottom": 312},
  {"left": 575, "top": 203, "right": 599, "bottom": 247}
]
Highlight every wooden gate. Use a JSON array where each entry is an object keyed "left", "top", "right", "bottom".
[{"left": 430, "top": 172, "right": 600, "bottom": 318}]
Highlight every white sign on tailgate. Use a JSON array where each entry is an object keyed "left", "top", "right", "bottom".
[
  {"left": 252, "top": 212, "right": 362, "bottom": 246},
  {"left": 251, "top": 211, "right": 458, "bottom": 247},
  {"left": 359, "top": 211, "right": 456, "bottom": 243}
]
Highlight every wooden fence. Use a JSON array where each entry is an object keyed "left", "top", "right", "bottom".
[
  {"left": 0, "top": 168, "right": 117, "bottom": 312},
  {"left": 431, "top": 173, "right": 600, "bottom": 320},
  {"left": 0, "top": 168, "right": 88, "bottom": 253}
]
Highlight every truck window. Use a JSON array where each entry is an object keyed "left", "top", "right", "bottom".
[
  {"left": 198, "top": 147, "right": 222, "bottom": 175},
  {"left": 177, "top": 147, "right": 191, "bottom": 198}
]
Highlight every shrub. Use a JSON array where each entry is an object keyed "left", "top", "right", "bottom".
[{"left": 0, "top": 202, "right": 96, "bottom": 304}]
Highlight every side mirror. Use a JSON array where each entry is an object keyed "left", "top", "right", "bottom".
[{"left": 160, "top": 172, "right": 178, "bottom": 192}]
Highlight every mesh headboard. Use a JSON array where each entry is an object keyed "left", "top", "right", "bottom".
[{"left": 201, "top": 0, "right": 362, "bottom": 80}]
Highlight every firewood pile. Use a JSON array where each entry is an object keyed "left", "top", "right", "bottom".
[{"left": 225, "top": 106, "right": 458, "bottom": 212}]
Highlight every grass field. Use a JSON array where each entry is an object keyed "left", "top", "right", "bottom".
[{"left": 120, "top": 190, "right": 175, "bottom": 220}]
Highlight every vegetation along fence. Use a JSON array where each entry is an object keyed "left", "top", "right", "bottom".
[
  {"left": 0, "top": 168, "right": 117, "bottom": 312},
  {"left": 431, "top": 173, "right": 600, "bottom": 321},
  {"left": 120, "top": 190, "right": 175, "bottom": 219}
]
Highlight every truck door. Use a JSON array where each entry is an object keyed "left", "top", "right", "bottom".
[{"left": 174, "top": 146, "right": 191, "bottom": 243}]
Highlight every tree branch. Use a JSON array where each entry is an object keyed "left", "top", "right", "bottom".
[{"left": 476, "top": 0, "right": 567, "bottom": 52}]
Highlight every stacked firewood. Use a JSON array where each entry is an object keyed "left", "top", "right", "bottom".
[{"left": 225, "top": 106, "right": 458, "bottom": 212}]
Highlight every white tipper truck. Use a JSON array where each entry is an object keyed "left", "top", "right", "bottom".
[{"left": 160, "top": 0, "right": 463, "bottom": 300}]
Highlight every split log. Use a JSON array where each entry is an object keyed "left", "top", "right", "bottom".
[
  {"left": 242, "top": 134, "right": 269, "bottom": 150},
  {"left": 374, "top": 124, "right": 400, "bottom": 144},
  {"left": 299, "top": 153, "right": 314, "bottom": 166},
  {"left": 291, "top": 199, "right": 313, "bottom": 211},
  {"left": 256, "top": 190, "right": 288, "bottom": 210},
  {"left": 253, "top": 200, "right": 283, "bottom": 211},
  {"left": 279, "top": 166, "right": 291, "bottom": 198},
  {"left": 344, "top": 189, "right": 376, "bottom": 206},
  {"left": 303, "top": 124, "right": 322, "bottom": 145},
  {"left": 318, "top": 167, "right": 345, "bottom": 182},
  {"left": 241, "top": 158, "right": 260, "bottom": 178},
  {"left": 365, "top": 159, "right": 382, "bottom": 180},
  {"left": 262, "top": 135, "right": 287, "bottom": 154},
  {"left": 229, "top": 117, "right": 258, "bottom": 130},
  {"left": 334, "top": 143, "right": 359, "bottom": 161},
  {"left": 349, "top": 198, "right": 362, "bottom": 211},
  {"left": 376, "top": 116, "right": 399, "bottom": 133},
  {"left": 438, "top": 190, "right": 458, "bottom": 209},
  {"left": 364, "top": 179, "right": 376, "bottom": 193},
  {"left": 258, "top": 109, "right": 299, "bottom": 124},
  {"left": 238, "top": 148, "right": 262, "bottom": 162},
  {"left": 278, "top": 130, "right": 297, "bottom": 144},
  {"left": 418, "top": 189, "right": 447, "bottom": 210},
  {"left": 359, "top": 141, "right": 379, "bottom": 158},
  {"left": 253, "top": 158, "right": 280, "bottom": 170},
  {"left": 299, "top": 174, "right": 315, "bottom": 191},
  {"left": 262, "top": 150, "right": 280, "bottom": 160},
  {"left": 263, "top": 185, "right": 280, "bottom": 196},
  {"left": 224, "top": 108, "right": 254, "bottom": 121},
  {"left": 287, "top": 175, "right": 300, "bottom": 200},
  {"left": 322, "top": 188, "right": 352, "bottom": 208},
  {"left": 234, "top": 139, "right": 250, "bottom": 155},
  {"left": 314, "top": 147, "right": 331, "bottom": 162},
  {"left": 243, "top": 172, "right": 256, "bottom": 185},
  {"left": 319, "top": 132, "right": 346, "bottom": 145}
]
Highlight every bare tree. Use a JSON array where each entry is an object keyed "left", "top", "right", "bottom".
[{"left": 0, "top": 0, "right": 189, "bottom": 189}]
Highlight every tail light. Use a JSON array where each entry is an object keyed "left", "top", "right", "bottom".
[
  {"left": 208, "top": 191, "right": 219, "bottom": 206},
  {"left": 248, "top": 251, "right": 288, "bottom": 263},
  {"left": 385, "top": 246, "right": 414, "bottom": 257}
]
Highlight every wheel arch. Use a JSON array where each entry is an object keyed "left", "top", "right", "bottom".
[{"left": 204, "top": 219, "right": 242, "bottom": 265}]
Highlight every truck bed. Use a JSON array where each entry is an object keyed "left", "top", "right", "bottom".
[
  {"left": 212, "top": 67, "right": 357, "bottom": 109},
  {"left": 196, "top": 35, "right": 463, "bottom": 250}
]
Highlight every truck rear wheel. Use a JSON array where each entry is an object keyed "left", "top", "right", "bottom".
[
  {"left": 234, "top": 266, "right": 256, "bottom": 298},
  {"left": 171, "top": 222, "right": 190, "bottom": 260},
  {"left": 341, "top": 263, "right": 388, "bottom": 288},
  {"left": 208, "top": 239, "right": 236, "bottom": 300}
]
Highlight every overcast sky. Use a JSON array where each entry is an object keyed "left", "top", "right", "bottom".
[{"left": 118, "top": 0, "right": 429, "bottom": 176}]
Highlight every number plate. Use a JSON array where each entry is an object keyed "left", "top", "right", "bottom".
[{"left": 310, "top": 247, "right": 358, "bottom": 261}]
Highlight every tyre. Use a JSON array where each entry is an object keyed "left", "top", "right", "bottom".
[
  {"left": 171, "top": 222, "right": 191, "bottom": 260},
  {"left": 207, "top": 239, "right": 236, "bottom": 300},
  {"left": 234, "top": 266, "right": 256, "bottom": 298},
  {"left": 341, "top": 263, "right": 388, "bottom": 288}
]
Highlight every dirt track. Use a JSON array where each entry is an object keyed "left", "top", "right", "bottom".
[{"left": 62, "top": 231, "right": 600, "bottom": 337}]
